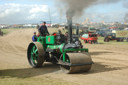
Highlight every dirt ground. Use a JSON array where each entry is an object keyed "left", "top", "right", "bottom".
[{"left": 0, "top": 29, "right": 128, "bottom": 85}]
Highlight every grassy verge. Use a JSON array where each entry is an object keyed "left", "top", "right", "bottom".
[
  {"left": 1, "top": 28, "right": 20, "bottom": 35},
  {"left": 0, "top": 77, "right": 79, "bottom": 85},
  {"left": 1, "top": 28, "right": 36, "bottom": 35},
  {"left": 1, "top": 29, "right": 10, "bottom": 35}
]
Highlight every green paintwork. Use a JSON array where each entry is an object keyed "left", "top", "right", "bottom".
[
  {"left": 47, "top": 44, "right": 64, "bottom": 52},
  {"left": 37, "top": 36, "right": 46, "bottom": 51},
  {"left": 31, "top": 45, "right": 38, "bottom": 64},
  {"left": 36, "top": 35, "right": 89, "bottom": 62},
  {"left": 46, "top": 36, "right": 55, "bottom": 44},
  {"left": 47, "top": 43, "right": 88, "bottom": 62}
]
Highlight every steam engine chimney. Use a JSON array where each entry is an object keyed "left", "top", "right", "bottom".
[
  {"left": 66, "top": 10, "right": 73, "bottom": 44},
  {"left": 67, "top": 16, "right": 73, "bottom": 43}
]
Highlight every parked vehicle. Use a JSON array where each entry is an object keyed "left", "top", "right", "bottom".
[
  {"left": 104, "top": 30, "right": 128, "bottom": 42},
  {"left": 81, "top": 32, "right": 98, "bottom": 44}
]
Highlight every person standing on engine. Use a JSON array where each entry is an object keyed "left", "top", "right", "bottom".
[{"left": 39, "top": 22, "right": 49, "bottom": 36}]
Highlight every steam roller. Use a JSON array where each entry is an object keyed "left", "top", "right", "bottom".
[{"left": 27, "top": 17, "right": 93, "bottom": 74}]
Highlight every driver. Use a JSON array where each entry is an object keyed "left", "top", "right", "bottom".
[{"left": 39, "top": 22, "right": 49, "bottom": 36}]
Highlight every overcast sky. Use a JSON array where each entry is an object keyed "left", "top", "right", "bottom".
[{"left": 0, "top": 0, "right": 128, "bottom": 24}]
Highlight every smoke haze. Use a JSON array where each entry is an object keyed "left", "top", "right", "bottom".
[
  {"left": 123, "top": 1, "right": 128, "bottom": 23},
  {"left": 57, "top": 0, "right": 121, "bottom": 17}
]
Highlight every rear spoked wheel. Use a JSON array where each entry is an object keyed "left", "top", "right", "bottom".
[{"left": 27, "top": 42, "right": 45, "bottom": 68}]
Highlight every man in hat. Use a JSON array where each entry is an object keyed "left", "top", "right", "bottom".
[{"left": 39, "top": 22, "right": 49, "bottom": 36}]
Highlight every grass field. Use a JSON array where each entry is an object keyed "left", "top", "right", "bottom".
[
  {"left": 1, "top": 28, "right": 20, "bottom": 35},
  {"left": 0, "top": 77, "right": 78, "bottom": 85}
]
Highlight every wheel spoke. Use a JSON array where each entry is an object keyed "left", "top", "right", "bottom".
[
  {"left": 35, "top": 53, "right": 38, "bottom": 57},
  {"left": 33, "top": 46, "right": 36, "bottom": 52},
  {"left": 31, "top": 55, "right": 35, "bottom": 62},
  {"left": 30, "top": 45, "right": 38, "bottom": 64},
  {"left": 31, "top": 49, "right": 34, "bottom": 56},
  {"left": 34, "top": 49, "right": 38, "bottom": 53},
  {"left": 31, "top": 52, "right": 33, "bottom": 55}
]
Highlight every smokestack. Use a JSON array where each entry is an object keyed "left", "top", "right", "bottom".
[
  {"left": 66, "top": 10, "right": 73, "bottom": 43},
  {"left": 76, "top": 24, "right": 79, "bottom": 35}
]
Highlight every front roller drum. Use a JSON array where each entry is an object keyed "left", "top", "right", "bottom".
[
  {"left": 60, "top": 53, "right": 93, "bottom": 74},
  {"left": 27, "top": 42, "right": 45, "bottom": 68}
]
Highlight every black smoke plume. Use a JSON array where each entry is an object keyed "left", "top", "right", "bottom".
[{"left": 57, "top": 0, "right": 121, "bottom": 17}]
